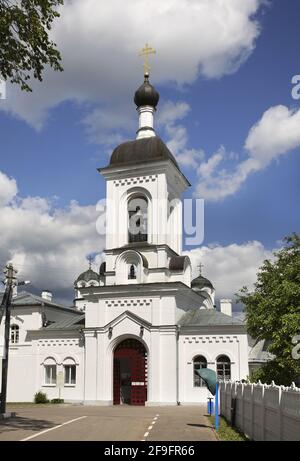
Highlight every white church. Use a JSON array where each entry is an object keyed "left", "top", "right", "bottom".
[{"left": 0, "top": 72, "right": 250, "bottom": 406}]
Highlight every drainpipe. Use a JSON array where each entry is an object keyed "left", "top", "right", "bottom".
[{"left": 176, "top": 326, "right": 181, "bottom": 405}]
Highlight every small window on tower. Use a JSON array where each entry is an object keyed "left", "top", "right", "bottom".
[
  {"left": 128, "top": 264, "right": 137, "bottom": 280},
  {"left": 10, "top": 324, "right": 19, "bottom": 344}
]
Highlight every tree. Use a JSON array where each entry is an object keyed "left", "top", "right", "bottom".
[
  {"left": 237, "top": 233, "right": 300, "bottom": 386},
  {"left": 0, "top": 0, "right": 63, "bottom": 91}
]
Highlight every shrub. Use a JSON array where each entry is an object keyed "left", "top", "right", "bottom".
[
  {"left": 34, "top": 391, "right": 49, "bottom": 404},
  {"left": 50, "top": 398, "right": 64, "bottom": 404}
]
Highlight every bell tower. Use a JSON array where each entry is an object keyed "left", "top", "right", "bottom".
[{"left": 98, "top": 65, "right": 191, "bottom": 287}]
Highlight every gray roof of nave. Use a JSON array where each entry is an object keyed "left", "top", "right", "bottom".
[
  {"left": 43, "top": 314, "right": 85, "bottom": 330},
  {"left": 0, "top": 291, "right": 78, "bottom": 313},
  {"left": 178, "top": 308, "right": 244, "bottom": 327}
]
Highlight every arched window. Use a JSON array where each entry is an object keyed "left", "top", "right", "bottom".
[
  {"left": 193, "top": 355, "right": 207, "bottom": 387},
  {"left": 10, "top": 325, "right": 19, "bottom": 344},
  {"left": 217, "top": 355, "right": 231, "bottom": 381},
  {"left": 128, "top": 196, "right": 148, "bottom": 243},
  {"left": 128, "top": 264, "right": 137, "bottom": 280},
  {"left": 43, "top": 357, "right": 57, "bottom": 385},
  {"left": 63, "top": 358, "right": 76, "bottom": 386}
]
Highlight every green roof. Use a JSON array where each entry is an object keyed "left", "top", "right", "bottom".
[{"left": 178, "top": 308, "right": 244, "bottom": 327}]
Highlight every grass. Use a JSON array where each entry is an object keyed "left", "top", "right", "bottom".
[{"left": 208, "top": 415, "right": 248, "bottom": 441}]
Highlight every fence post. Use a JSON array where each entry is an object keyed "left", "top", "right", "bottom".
[
  {"left": 278, "top": 385, "right": 283, "bottom": 441},
  {"left": 250, "top": 383, "right": 254, "bottom": 440},
  {"left": 241, "top": 382, "right": 245, "bottom": 434},
  {"left": 261, "top": 382, "right": 265, "bottom": 441}
]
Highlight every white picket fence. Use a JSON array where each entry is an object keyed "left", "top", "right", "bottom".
[{"left": 220, "top": 380, "right": 300, "bottom": 441}]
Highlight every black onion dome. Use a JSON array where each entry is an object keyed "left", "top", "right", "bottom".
[
  {"left": 76, "top": 268, "right": 99, "bottom": 284},
  {"left": 134, "top": 73, "right": 160, "bottom": 108},
  {"left": 191, "top": 275, "right": 214, "bottom": 291},
  {"left": 109, "top": 136, "right": 179, "bottom": 168}
]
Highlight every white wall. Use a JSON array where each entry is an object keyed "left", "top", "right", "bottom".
[
  {"left": 4, "top": 334, "right": 84, "bottom": 403},
  {"left": 178, "top": 330, "right": 249, "bottom": 404}
]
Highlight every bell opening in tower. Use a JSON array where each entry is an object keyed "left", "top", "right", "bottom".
[{"left": 128, "top": 195, "right": 148, "bottom": 243}]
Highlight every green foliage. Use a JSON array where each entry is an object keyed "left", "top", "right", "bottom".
[
  {"left": 50, "top": 398, "right": 64, "bottom": 404},
  {"left": 237, "top": 233, "right": 300, "bottom": 386},
  {"left": 0, "top": 0, "right": 64, "bottom": 91},
  {"left": 34, "top": 391, "right": 49, "bottom": 404}
]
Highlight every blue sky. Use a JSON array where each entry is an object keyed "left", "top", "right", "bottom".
[{"left": 0, "top": 0, "right": 299, "bottom": 303}]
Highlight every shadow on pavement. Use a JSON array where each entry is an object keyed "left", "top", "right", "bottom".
[
  {"left": 186, "top": 423, "right": 212, "bottom": 429},
  {"left": 0, "top": 416, "right": 56, "bottom": 434}
]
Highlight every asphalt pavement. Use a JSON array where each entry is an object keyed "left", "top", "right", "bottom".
[{"left": 0, "top": 404, "right": 217, "bottom": 441}]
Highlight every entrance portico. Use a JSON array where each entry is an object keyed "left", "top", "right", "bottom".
[{"left": 113, "top": 338, "right": 147, "bottom": 405}]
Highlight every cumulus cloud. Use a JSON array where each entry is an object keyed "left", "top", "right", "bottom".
[
  {"left": 157, "top": 101, "right": 205, "bottom": 167},
  {"left": 245, "top": 105, "right": 300, "bottom": 162},
  {"left": 0, "top": 171, "right": 104, "bottom": 304},
  {"left": 194, "top": 105, "right": 300, "bottom": 201},
  {"left": 185, "top": 240, "right": 274, "bottom": 300},
  {"left": 0, "top": 172, "right": 18, "bottom": 206},
  {"left": 0, "top": 168, "right": 274, "bottom": 306},
  {"left": 0, "top": 0, "right": 263, "bottom": 132}
]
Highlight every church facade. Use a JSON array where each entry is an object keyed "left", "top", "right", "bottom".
[{"left": 0, "top": 73, "right": 249, "bottom": 405}]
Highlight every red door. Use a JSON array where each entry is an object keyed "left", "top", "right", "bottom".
[{"left": 113, "top": 339, "right": 147, "bottom": 406}]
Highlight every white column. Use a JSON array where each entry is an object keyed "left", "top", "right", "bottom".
[{"left": 83, "top": 330, "right": 98, "bottom": 403}]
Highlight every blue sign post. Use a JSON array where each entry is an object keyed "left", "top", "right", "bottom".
[{"left": 215, "top": 381, "right": 219, "bottom": 431}]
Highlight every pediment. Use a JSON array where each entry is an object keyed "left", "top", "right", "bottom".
[{"left": 103, "top": 310, "right": 151, "bottom": 331}]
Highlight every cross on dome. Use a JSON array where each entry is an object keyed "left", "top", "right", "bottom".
[
  {"left": 138, "top": 43, "right": 156, "bottom": 76},
  {"left": 197, "top": 262, "right": 204, "bottom": 276}
]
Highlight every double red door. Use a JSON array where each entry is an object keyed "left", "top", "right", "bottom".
[{"left": 113, "top": 339, "right": 147, "bottom": 406}]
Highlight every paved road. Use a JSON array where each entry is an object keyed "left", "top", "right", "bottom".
[{"left": 0, "top": 405, "right": 217, "bottom": 441}]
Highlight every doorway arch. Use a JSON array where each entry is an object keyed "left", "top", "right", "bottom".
[{"left": 113, "top": 338, "right": 147, "bottom": 406}]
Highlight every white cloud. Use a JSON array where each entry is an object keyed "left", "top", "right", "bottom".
[
  {"left": 0, "top": 171, "right": 104, "bottom": 303},
  {"left": 82, "top": 103, "right": 136, "bottom": 150},
  {"left": 0, "top": 172, "right": 18, "bottom": 206},
  {"left": 157, "top": 101, "right": 205, "bottom": 167},
  {"left": 245, "top": 105, "right": 300, "bottom": 163},
  {"left": 0, "top": 0, "right": 263, "bottom": 132},
  {"left": 195, "top": 105, "right": 300, "bottom": 201},
  {"left": 185, "top": 240, "right": 273, "bottom": 300},
  {"left": 0, "top": 169, "right": 275, "bottom": 305}
]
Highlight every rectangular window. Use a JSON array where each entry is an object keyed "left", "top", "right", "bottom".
[
  {"left": 64, "top": 365, "right": 76, "bottom": 385},
  {"left": 45, "top": 365, "right": 56, "bottom": 385},
  {"left": 217, "top": 364, "right": 231, "bottom": 381},
  {"left": 10, "top": 326, "right": 19, "bottom": 344}
]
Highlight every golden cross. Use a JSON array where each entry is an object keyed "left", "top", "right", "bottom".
[{"left": 139, "top": 43, "right": 156, "bottom": 75}]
